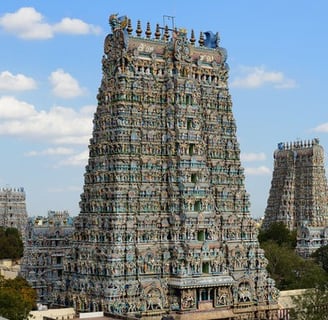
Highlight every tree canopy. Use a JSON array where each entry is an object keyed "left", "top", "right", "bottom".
[
  {"left": 261, "top": 241, "right": 328, "bottom": 290},
  {"left": 0, "top": 227, "right": 24, "bottom": 259},
  {"left": 312, "top": 244, "right": 328, "bottom": 273},
  {"left": 0, "top": 276, "right": 37, "bottom": 320},
  {"left": 258, "top": 221, "right": 296, "bottom": 248},
  {"left": 290, "top": 286, "right": 328, "bottom": 320},
  {"left": 259, "top": 222, "right": 328, "bottom": 290}
]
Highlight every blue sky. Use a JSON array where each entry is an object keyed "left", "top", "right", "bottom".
[{"left": 1, "top": 1, "right": 328, "bottom": 218}]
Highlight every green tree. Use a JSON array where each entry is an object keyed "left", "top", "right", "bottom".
[
  {"left": 258, "top": 221, "right": 296, "bottom": 248},
  {"left": 259, "top": 221, "right": 328, "bottom": 290},
  {"left": 0, "top": 227, "right": 24, "bottom": 259},
  {"left": 260, "top": 236, "right": 328, "bottom": 290},
  {"left": 0, "top": 276, "right": 37, "bottom": 320},
  {"left": 290, "top": 286, "right": 328, "bottom": 320},
  {"left": 312, "top": 244, "right": 328, "bottom": 273}
]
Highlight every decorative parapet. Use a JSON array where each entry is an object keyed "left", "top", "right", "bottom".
[
  {"left": 277, "top": 138, "right": 320, "bottom": 150},
  {"left": 108, "top": 13, "right": 225, "bottom": 51}
]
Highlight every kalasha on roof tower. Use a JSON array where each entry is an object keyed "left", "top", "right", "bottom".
[{"left": 57, "top": 14, "right": 279, "bottom": 319}]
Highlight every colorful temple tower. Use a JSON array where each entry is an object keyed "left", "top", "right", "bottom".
[
  {"left": 0, "top": 187, "right": 28, "bottom": 239},
  {"left": 263, "top": 139, "right": 328, "bottom": 230},
  {"left": 21, "top": 210, "right": 75, "bottom": 305},
  {"left": 263, "top": 139, "right": 328, "bottom": 257},
  {"left": 58, "top": 14, "right": 279, "bottom": 319}
]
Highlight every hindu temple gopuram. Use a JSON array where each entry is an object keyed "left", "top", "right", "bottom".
[
  {"left": 262, "top": 139, "right": 328, "bottom": 258},
  {"left": 56, "top": 14, "right": 280, "bottom": 319},
  {"left": 21, "top": 210, "right": 75, "bottom": 305},
  {"left": 0, "top": 187, "right": 28, "bottom": 239}
]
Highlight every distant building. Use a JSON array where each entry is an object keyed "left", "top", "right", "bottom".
[
  {"left": 0, "top": 258, "right": 21, "bottom": 279},
  {"left": 21, "top": 210, "right": 75, "bottom": 305},
  {"left": 297, "top": 225, "right": 328, "bottom": 258},
  {"left": 0, "top": 187, "right": 28, "bottom": 238},
  {"left": 262, "top": 139, "right": 328, "bottom": 257},
  {"left": 55, "top": 13, "right": 280, "bottom": 319}
]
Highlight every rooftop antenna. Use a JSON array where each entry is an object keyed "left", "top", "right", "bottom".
[{"left": 163, "top": 15, "right": 175, "bottom": 31}]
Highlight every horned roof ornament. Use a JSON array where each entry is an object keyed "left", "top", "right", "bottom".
[{"left": 109, "top": 13, "right": 128, "bottom": 31}]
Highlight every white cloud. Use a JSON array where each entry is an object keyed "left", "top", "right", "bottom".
[
  {"left": 0, "top": 96, "right": 94, "bottom": 145},
  {"left": 49, "top": 69, "right": 85, "bottom": 98},
  {"left": 231, "top": 66, "right": 296, "bottom": 89},
  {"left": 53, "top": 18, "right": 101, "bottom": 35},
  {"left": 241, "top": 152, "right": 266, "bottom": 162},
  {"left": 244, "top": 166, "right": 271, "bottom": 176},
  {"left": 0, "top": 96, "right": 37, "bottom": 119},
  {"left": 57, "top": 150, "right": 89, "bottom": 167},
  {"left": 312, "top": 123, "right": 328, "bottom": 133},
  {"left": 0, "top": 71, "right": 37, "bottom": 91},
  {"left": 0, "top": 7, "right": 53, "bottom": 39},
  {"left": 80, "top": 105, "right": 95, "bottom": 115},
  {"left": 25, "top": 147, "right": 74, "bottom": 157},
  {"left": 53, "top": 135, "right": 92, "bottom": 145},
  {"left": 0, "top": 7, "right": 101, "bottom": 40}
]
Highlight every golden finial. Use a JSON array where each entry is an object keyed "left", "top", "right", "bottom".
[
  {"left": 190, "top": 29, "right": 195, "bottom": 46},
  {"left": 127, "top": 18, "right": 133, "bottom": 35},
  {"left": 145, "top": 22, "right": 151, "bottom": 39},
  {"left": 136, "top": 20, "right": 142, "bottom": 37},
  {"left": 155, "top": 23, "right": 161, "bottom": 40},
  {"left": 199, "top": 31, "right": 204, "bottom": 46},
  {"left": 163, "top": 25, "right": 169, "bottom": 42}
]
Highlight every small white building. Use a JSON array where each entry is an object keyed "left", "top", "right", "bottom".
[
  {"left": 0, "top": 258, "right": 20, "bottom": 279},
  {"left": 29, "top": 307, "right": 75, "bottom": 320}
]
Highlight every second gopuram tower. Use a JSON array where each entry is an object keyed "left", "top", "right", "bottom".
[
  {"left": 263, "top": 139, "right": 328, "bottom": 231},
  {"left": 58, "top": 14, "right": 279, "bottom": 319}
]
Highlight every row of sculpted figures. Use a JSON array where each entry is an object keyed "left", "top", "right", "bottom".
[{"left": 55, "top": 276, "right": 278, "bottom": 314}]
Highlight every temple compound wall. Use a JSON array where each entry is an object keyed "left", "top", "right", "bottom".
[
  {"left": 21, "top": 210, "right": 75, "bottom": 305},
  {"left": 262, "top": 139, "right": 328, "bottom": 257},
  {"left": 0, "top": 187, "right": 28, "bottom": 239},
  {"left": 54, "top": 14, "right": 280, "bottom": 319}
]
